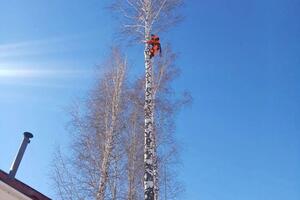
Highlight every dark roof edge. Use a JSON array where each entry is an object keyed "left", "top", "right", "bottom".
[{"left": 0, "top": 169, "right": 51, "bottom": 200}]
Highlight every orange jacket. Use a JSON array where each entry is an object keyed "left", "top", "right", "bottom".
[{"left": 147, "top": 35, "right": 161, "bottom": 56}]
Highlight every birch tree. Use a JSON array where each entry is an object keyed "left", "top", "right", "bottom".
[
  {"left": 53, "top": 48, "right": 128, "bottom": 200},
  {"left": 110, "top": 1, "right": 183, "bottom": 199}
]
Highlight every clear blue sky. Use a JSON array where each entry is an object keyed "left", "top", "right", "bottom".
[{"left": 0, "top": 0, "right": 299, "bottom": 199}]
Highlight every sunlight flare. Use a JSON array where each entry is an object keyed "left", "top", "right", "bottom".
[
  {"left": 0, "top": 67, "right": 90, "bottom": 78},
  {"left": 0, "top": 68, "right": 45, "bottom": 78}
]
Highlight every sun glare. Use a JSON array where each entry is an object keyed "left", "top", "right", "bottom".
[{"left": 0, "top": 68, "right": 36, "bottom": 78}]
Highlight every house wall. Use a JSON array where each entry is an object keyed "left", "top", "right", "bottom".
[{"left": 0, "top": 180, "right": 32, "bottom": 200}]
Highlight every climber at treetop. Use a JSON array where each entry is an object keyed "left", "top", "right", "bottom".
[{"left": 146, "top": 34, "right": 162, "bottom": 59}]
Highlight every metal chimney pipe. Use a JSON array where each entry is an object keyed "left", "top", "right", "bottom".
[{"left": 9, "top": 132, "right": 33, "bottom": 178}]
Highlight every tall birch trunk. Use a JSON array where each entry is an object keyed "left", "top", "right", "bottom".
[{"left": 144, "top": 8, "right": 158, "bottom": 197}]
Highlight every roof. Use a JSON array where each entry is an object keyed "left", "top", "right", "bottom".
[{"left": 0, "top": 169, "right": 51, "bottom": 200}]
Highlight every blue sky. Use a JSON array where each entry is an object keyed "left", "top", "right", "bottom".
[{"left": 0, "top": 0, "right": 299, "bottom": 200}]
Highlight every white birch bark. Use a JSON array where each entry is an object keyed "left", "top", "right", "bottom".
[{"left": 144, "top": 30, "right": 157, "bottom": 200}]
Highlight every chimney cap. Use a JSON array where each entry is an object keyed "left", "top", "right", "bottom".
[{"left": 24, "top": 132, "right": 33, "bottom": 139}]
